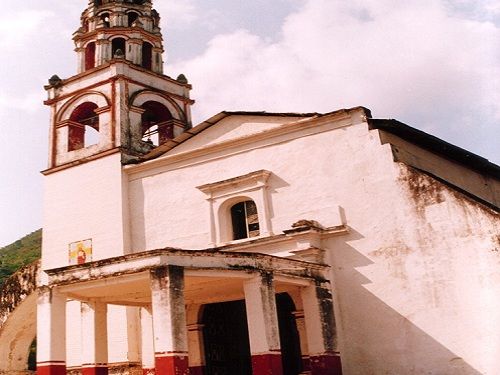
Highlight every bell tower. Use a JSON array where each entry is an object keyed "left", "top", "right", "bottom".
[
  {"left": 44, "top": 0, "right": 194, "bottom": 169},
  {"left": 42, "top": 0, "right": 193, "bottom": 270}
]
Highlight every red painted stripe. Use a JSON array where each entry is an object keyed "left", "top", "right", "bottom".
[
  {"left": 37, "top": 364, "right": 66, "bottom": 375},
  {"left": 310, "top": 354, "right": 343, "bottom": 375},
  {"left": 82, "top": 367, "right": 109, "bottom": 375},
  {"left": 155, "top": 355, "right": 189, "bottom": 375},
  {"left": 251, "top": 353, "right": 283, "bottom": 375}
]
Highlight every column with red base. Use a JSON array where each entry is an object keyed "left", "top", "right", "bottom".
[
  {"left": 243, "top": 273, "right": 283, "bottom": 375},
  {"left": 81, "top": 301, "right": 108, "bottom": 375},
  {"left": 150, "top": 266, "right": 189, "bottom": 375},
  {"left": 141, "top": 307, "right": 156, "bottom": 375},
  {"left": 37, "top": 287, "right": 67, "bottom": 375},
  {"left": 301, "top": 281, "right": 343, "bottom": 375}
]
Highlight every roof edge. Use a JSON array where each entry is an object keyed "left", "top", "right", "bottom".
[
  {"left": 369, "top": 118, "right": 500, "bottom": 180},
  {"left": 138, "top": 106, "right": 371, "bottom": 163}
]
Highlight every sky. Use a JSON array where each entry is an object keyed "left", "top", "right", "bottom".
[{"left": 0, "top": 0, "right": 499, "bottom": 247}]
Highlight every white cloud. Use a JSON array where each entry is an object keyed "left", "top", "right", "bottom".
[
  {"left": 170, "top": 0, "right": 500, "bottom": 163},
  {"left": 155, "top": 0, "right": 200, "bottom": 29},
  {"left": 0, "top": 10, "right": 54, "bottom": 48}
]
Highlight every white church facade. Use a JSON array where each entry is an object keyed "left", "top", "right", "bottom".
[{"left": 2, "top": 0, "right": 497, "bottom": 374}]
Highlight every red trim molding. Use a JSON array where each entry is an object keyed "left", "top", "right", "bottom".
[
  {"left": 37, "top": 364, "right": 66, "bottom": 375},
  {"left": 251, "top": 353, "right": 283, "bottom": 375},
  {"left": 310, "top": 353, "right": 343, "bottom": 375},
  {"left": 155, "top": 355, "right": 189, "bottom": 375}
]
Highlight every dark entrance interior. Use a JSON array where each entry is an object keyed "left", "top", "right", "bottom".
[
  {"left": 202, "top": 293, "right": 302, "bottom": 375},
  {"left": 203, "top": 300, "right": 252, "bottom": 375},
  {"left": 276, "top": 293, "right": 303, "bottom": 375}
]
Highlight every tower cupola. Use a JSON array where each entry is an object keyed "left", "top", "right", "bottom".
[
  {"left": 44, "top": 0, "right": 194, "bottom": 170},
  {"left": 74, "top": 0, "right": 163, "bottom": 74}
]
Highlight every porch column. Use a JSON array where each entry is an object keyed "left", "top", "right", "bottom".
[
  {"left": 141, "top": 307, "right": 156, "bottom": 375},
  {"left": 150, "top": 266, "right": 189, "bottom": 375},
  {"left": 187, "top": 324, "right": 206, "bottom": 375},
  {"left": 243, "top": 273, "right": 283, "bottom": 375},
  {"left": 301, "top": 282, "right": 342, "bottom": 375},
  {"left": 81, "top": 301, "right": 108, "bottom": 375},
  {"left": 36, "top": 287, "right": 66, "bottom": 375},
  {"left": 292, "top": 310, "right": 311, "bottom": 372}
]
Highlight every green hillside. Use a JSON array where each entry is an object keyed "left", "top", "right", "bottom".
[{"left": 0, "top": 229, "right": 42, "bottom": 286}]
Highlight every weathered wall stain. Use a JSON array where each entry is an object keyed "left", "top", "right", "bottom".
[
  {"left": 399, "top": 164, "right": 499, "bottom": 218},
  {"left": 399, "top": 165, "right": 447, "bottom": 211}
]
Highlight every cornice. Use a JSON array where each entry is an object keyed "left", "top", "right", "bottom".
[{"left": 126, "top": 109, "right": 359, "bottom": 178}]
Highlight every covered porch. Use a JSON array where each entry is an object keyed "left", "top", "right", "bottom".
[{"left": 38, "top": 249, "right": 342, "bottom": 375}]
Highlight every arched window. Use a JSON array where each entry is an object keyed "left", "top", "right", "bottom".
[
  {"left": 128, "top": 12, "right": 139, "bottom": 27},
  {"left": 141, "top": 101, "right": 173, "bottom": 146},
  {"left": 100, "top": 12, "right": 110, "bottom": 28},
  {"left": 68, "top": 102, "right": 99, "bottom": 151},
  {"left": 142, "top": 42, "right": 153, "bottom": 70},
  {"left": 112, "top": 38, "right": 126, "bottom": 58},
  {"left": 230, "top": 200, "right": 260, "bottom": 240},
  {"left": 85, "top": 42, "right": 96, "bottom": 71}
]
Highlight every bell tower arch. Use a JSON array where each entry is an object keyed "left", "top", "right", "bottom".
[
  {"left": 42, "top": 0, "right": 194, "bottom": 270},
  {"left": 44, "top": 0, "right": 194, "bottom": 170}
]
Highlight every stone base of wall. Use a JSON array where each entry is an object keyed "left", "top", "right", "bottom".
[{"left": 67, "top": 363, "right": 142, "bottom": 375}]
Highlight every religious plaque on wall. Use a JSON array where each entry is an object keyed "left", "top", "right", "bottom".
[{"left": 68, "top": 239, "right": 92, "bottom": 265}]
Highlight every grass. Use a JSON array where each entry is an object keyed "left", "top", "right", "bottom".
[{"left": 0, "top": 229, "right": 42, "bottom": 286}]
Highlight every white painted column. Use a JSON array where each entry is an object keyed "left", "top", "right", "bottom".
[
  {"left": 126, "top": 307, "right": 142, "bottom": 365},
  {"left": 259, "top": 184, "right": 273, "bottom": 237},
  {"left": 96, "top": 39, "right": 111, "bottom": 65},
  {"left": 81, "top": 301, "right": 108, "bottom": 375},
  {"left": 37, "top": 287, "right": 67, "bottom": 375},
  {"left": 206, "top": 197, "right": 216, "bottom": 246},
  {"left": 126, "top": 39, "right": 142, "bottom": 65},
  {"left": 75, "top": 47, "right": 85, "bottom": 74},
  {"left": 150, "top": 266, "right": 189, "bottom": 375},
  {"left": 152, "top": 48, "right": 163, "bottom": 74},
  {"left": 301, "top": 282, "right": 342, "bottom": 375},
  {"left": 140, "top": 307, "right": 155, "bottom": 374},
  {"left": 243, "top": 273, "right": 283, "bottom": 375}
]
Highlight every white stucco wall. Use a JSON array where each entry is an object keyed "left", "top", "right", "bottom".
[
  {"left": 126, "top": 112, "right": 362, "bottom": 251},
  {"left": 42, "top": 153, "right": 129, "bottom": 270},
  {"left": 124, "top": 110, "right": 499, "bottom": 374},
  {"left": 42, "top": 106, "right": 498, "bottom": 373}
]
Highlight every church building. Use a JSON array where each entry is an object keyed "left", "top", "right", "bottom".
[{"left": 3, "top": 0, "right": 498, "bottom": 374}]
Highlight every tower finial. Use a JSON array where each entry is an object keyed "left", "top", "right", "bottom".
[{"left": 75, "top": 0, "right": 163, "bottom": 74}]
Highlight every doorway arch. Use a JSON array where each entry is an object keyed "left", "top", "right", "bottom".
[{"left": 201, "top": 293, "right": 303, "bottom": 375}]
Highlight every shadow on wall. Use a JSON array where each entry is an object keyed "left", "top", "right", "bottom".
[{"left": 329, "top": 227, "right": 482, "bottom": 375}]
